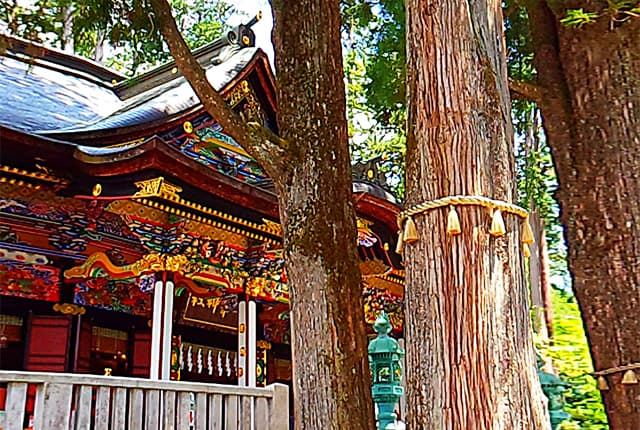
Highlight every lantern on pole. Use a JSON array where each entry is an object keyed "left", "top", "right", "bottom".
[{"left": 368, "top": 312, "right": 404, "bottom": 430}]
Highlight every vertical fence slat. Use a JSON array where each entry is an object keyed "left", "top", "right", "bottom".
[
  {"left": 176, "top": 392, "right": 191, "bottom": 430},
  {"left": 194, "top": 392, "right": 207, "bottom": 430},
  {"left": 163, "top": 390, "right": 176, "bottom": 430},
  {"left": 208, "top": 394, "right": 223, "bottom": 430},
  {"left": 268, "top": 384, "right": 289, "bottom": 430},
  {"left": 0, "top": 372, "right": 289, "bottom": 430},
  {"left": 145, "top": 390, "right": 160, "bottom": 430},
  {"left": 254, "top": 397, "right": 269, "bottom": 430},
  {"left": 128, "top": 388, "right": 144, "bottom": 430},
  {"left": 5, "top": 382, "right": 28, "bottom": 430},
  {"left": 111, "top": 387, "right": 126, "bottom": 428},
  {"left": 40, "top": 383, "right": 73, "bottom": 430},
  {"left": 32, "top": 383, "right": 46, "bottom": 429},
  {"left": 240, "top": 396, "right": 252, "bottom": 430},
  {"left": 225, "top": 395, "right": 239, "bottom": 429},
  {"left": 94, "top": 386, "right": 110, "bottom": 430},
  {"left": 74, "top": 385, "right": 93, "bottom": 430}
]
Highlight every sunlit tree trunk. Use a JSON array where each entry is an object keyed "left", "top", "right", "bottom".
[
  {"left": 61, "top": 3, "right": 73, "bottom": 53},
  {"left": 404, "top": 0, "right": 549, "bottom": 427},
  {"left": 527, "top": 2, "right": 640, "bottom": 427},
  {"left": 151, "top": 0, "right": 375, "bottom": 428},
  {"left": 530, "top": 208, "right": 549, "bottom": 339},
  {"left": 270, "top": 1, "right": 375, "bottom": 428}
]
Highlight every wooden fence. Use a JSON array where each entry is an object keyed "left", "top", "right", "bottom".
[{"left": 0, "top": 371, "right": 288, "bottom": 430}]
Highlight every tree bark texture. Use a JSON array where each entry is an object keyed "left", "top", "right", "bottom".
[
  {"left": 151, "top": 1, "right": 375, "bottom": 429},
  {"left": 526, "top": 2, "right": 640, "bottom": 427},
  {"left": 271, "top": 2, "right": 375, "bottom": 428},
  {"left": 538, "top": 226, "right": 554, "bottom": 340},
  {"left": 524, "top": 113, "right": 550, "bottom": 340},
  {"left": 404, "top": 1, "right": 550, "bottom": 428},
  {"left": 530, "top": 209, "right": 549, "bottom": 339}
]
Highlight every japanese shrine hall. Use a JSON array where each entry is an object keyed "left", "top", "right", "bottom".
[{"left": 0, "top": 25, "right": 404, "bottom": 393}]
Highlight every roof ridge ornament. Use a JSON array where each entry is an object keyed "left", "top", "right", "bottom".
[{"left": 212, "top": 12, "right": 262, "bottom": 65}]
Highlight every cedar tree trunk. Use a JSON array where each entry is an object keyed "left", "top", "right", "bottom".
[
  {"left": 404, "top": 0, "right": 550, "bottom": 428},
  {"left": 150, "top": 0, "right": 375, "bottom": 428},
  {"left": 526, "top": 2, "right": 640, "bottom": 427},
  {"left": 270, "top": 1, "right": 374, "bottom": 428}
]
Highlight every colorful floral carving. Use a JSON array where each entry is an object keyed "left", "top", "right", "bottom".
[
  {"left": 171, "top": 117, "right": 270, "bottom": 187},
  {"left": 0, "top": 197, "right": 141, "bottom": 253},
  {"left": 363, "top": 286, "right": 403, "bottom": 331},
  {"left": 73, "top": 274, "right": 153, "bottom": 317},
  {"left": 0, "top": 260, "right": 60, "bottom": 302}
]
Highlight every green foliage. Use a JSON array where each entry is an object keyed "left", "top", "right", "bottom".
[
  {"left": 513, "top": 105, "right": 568, "bottom": 280},
  {"left": 505, "top": 2, "right": 535, "bottom": 88},
  {"left": 539, "top": 288, "right": 608, "bottom": 429},
  {"left": 342, "top": 0, "right": 406, "bottom": 198},
  {"left": 558, "top": 1, "right": 640, "bottom": 29},
  {"left": 0, "top": 0, "right": 237, "bottom": 75},
  {"left": 342, "top": 0, "right": 405, "bottom": 130},
  {"left": 559, "top": 8, "right": 600, "bottom": 28}
]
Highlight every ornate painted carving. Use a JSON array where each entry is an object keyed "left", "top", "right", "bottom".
[
  {"left": 172, "top": 117, "right": 270, "bottom": 186},
  {"left": 53, "top": 303, "right": 86, "bottom": 315},
  {"left": 0, "top": 248, "right": 49, "bottom": 265},
  {"left": 0, "top": 260, "right": 60, "bottom": 302},
  {"left": 73, "top": 274, "right": 154, "bottom": 317},
  {"left": 133, "top": 177, "right": 182, "bottom": 200},
  {"left": 363, "top": 286, "right": 403, "bottom": 331}
]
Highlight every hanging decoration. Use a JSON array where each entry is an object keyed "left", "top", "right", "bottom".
[
  {"left": 447, "top": 206, "right": 462, "bottom": 235},
  {"left": 594, "top": 362, "right": 640, "bottom": 390},
  {"left": 489, "top": 209, "right": 506, "bottom": 237},
  {"left": 395, "top": 195, "right": 533, "bottom": 255}
]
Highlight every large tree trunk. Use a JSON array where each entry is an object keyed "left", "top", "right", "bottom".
[
  {"left": 404, "top": 1, "right": 549, "bottom": 428},
  {"left": 270, "top": 1, "right": 375, "bottom": 429},
  {"left": 530, "top": 208, "right": 549, "bottom": 339},
  {"left": 525, "top": 111, "right": 550, "bottom": 339},
  {"left": 61, "top": 3, "right": 74, "bottom": 54},
  {"left": 538, "top": 226, "right": 554, "bottom": 339},
  {"left": 527, "top": 2, "right": 640, "bottom": 427},
  {"left": 151, "top": 0, "right": 374, "bottom": 428}
]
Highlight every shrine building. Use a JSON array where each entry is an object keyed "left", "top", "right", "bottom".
[{"left": 0, "top": 21, "right": 404, "bottom": 395}]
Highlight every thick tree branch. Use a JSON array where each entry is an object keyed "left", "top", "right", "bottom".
[
  {"left": 509, "top": 78, "right": 542, "bottom": 104},
  {"left": 149, "top": 0, "right": 288, "bottom": 181}
]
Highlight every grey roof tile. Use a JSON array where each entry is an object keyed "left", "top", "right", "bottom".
[
  {"left": 0, "top": 56, "right": 121, "bottom": 132},
  {"left": 0, "top": 47, "right": 259, "bottom": 135}
]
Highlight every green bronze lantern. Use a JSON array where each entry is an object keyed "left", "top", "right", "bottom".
[
  {"left": 368, "top": 312, "right": 404, "bottom": 430},
  {"left": 537, "top": 355, "right": 571, "bottom": 429}
]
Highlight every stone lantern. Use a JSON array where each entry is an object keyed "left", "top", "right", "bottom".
[
  {"left": 537, "top": 355, "right": 571, "bottom": 429},
  {"left": 368, "top": 312, "right": 404, "bottom": 430}
]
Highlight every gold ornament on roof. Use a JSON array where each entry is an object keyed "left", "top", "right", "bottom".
[
  {"left": 133, "top": 177, "right": 182, "bottom": 200},
  {"left": 53, "top": 303, "right": 86, "bottom": 316},
  {"left": 256, "top": 340, "right": 272, "bottom": 350}
]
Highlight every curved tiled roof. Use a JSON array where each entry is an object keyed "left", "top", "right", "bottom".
[
  {"left": 57, "top": 48, "right": 260, "bottom": 133},
  {"left": 0, "top": 42, "right": 260, "bottom": 135},
  {"left": 0, "top": 56, "right": 121, "bottom": 132}
]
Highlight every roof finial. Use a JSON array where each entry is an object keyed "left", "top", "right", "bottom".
[{"left": 246, "top": 12, "right": 262, "bottom": 28}]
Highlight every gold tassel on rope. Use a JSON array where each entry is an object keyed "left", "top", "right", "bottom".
[
  {"left": 622, "top": 369, "right": 639, "bottom": 385},
  {"left": 597, "top": 376, "right": 610, "bottom": 390},
  {"left": 403, "top": 216, "right": 419, "bottom": 243},
  {"left": 490, "top": 209, "right": 506, "bottom": 237},
  {"left": 522, "top": 215, "right": 535, "bottom": 244},
  {"left": 395, "top": 230, "right": 404, "bottom": 255},
  {"left": 523, "top": 243, "right": 531, "bottom": 258},
  {"left": 447, "top": 206, "right": 461, "bottom": 235}
]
